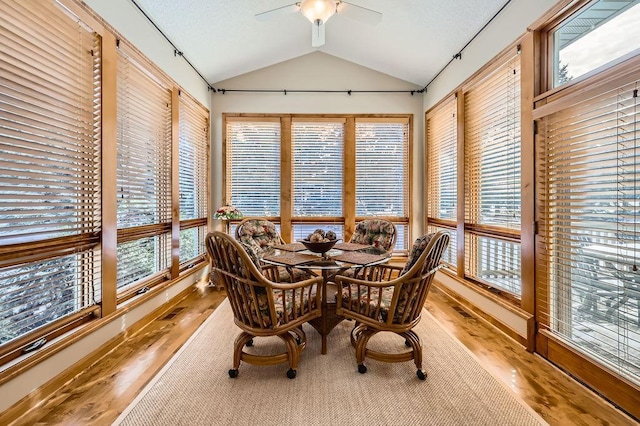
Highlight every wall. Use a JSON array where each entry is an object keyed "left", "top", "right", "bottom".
[{"left": 211, "top": 51, "right": 424, "bottom": 236}]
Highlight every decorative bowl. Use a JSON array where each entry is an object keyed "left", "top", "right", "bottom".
[{"left": 299, "top": 239, "right": 338, "bottom": 254}]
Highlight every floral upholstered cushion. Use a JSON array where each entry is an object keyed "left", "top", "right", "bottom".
[
  {"left": 247, "top": 287, "right": 318, "bottom": 328},
  {"left": 341, "top": 285, "right": 386, "bottom": 318},
  {"left": 236, "top": 219, "right": 281, "bottom": 256},
  {"left": 400, "top": 233, "right": 434, "bottom": 276},
  {"left": 240, "top": 238, "right": 309, "bottom": 283},
  {"left": 340, "top": 285, "right": 408, "bottom": 323},
  {"left": 237, "top": 219, "right": 311, "bottom": 283},
  {"left": 350, "top": 220, "right": 396, "bottom": 251},
  {"left": 277, "top": 267, "right": 310, "bottom": 283},
  {"left": 240, "top": 242, "right": 262, "bottom": 269}
]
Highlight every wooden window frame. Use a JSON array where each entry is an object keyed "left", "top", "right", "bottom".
[
  {"left": 223, "top": 114, "right": 412, "bottom": 249},
  {"left": 471, "top": 47, "right": 523, "bottom": 304},
  {"left": 114, "top": 40, "right": 173, "bottom": 301},
  {"left": 425, "top": 36, "right": 537, "bottom": 323},
  {"left": 530, "top": 1, "right": 640, "bottom": 418}
]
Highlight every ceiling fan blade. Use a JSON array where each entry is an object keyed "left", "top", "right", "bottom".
[
  {"left": 255, "top": 3, "right": 300, "bottom": 21},
  {"left": 311, "top": 21, "right": 325, "bottom": 47},
  {"left": 336, "top": 1, "right": 382, "bottom": 25}
]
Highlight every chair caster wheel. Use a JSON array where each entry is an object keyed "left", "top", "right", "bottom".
[
  {"left": 286, "top": 368, "right": 297, "bottom": 379},
  {"left": 358, "top": 364, "right": 367, "bottom": 374},
  {"left": 246, "top": 338, "right": 254, "bottom": 347},
  {"left": 405, "top": 339, "right": 411, "bottom": 347},
  {"left": 417, "top": 369, "right": 427, "bottom": 380},
  {"left": 229, "top": 369, "right": 239, "bottom": 378}
]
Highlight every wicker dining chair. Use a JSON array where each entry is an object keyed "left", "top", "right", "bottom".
[
  {"left": 341, "top": 219, "right": 398, "bottom": 280},
  {"left": 349, "top": 219, "right": 397, "bottom": 252},
  {"left": 206, "top": 231, "right": 322, "bottom": 379},
  {"left": 335, "top": 231, "right": 449, "bottom": 380},
  {"left": 235, "top": 217, "right": 309, "bottom": 282}
]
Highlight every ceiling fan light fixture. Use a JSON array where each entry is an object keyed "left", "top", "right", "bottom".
[{"left": 299, "top": 0, "right": 336, "bottom": 24}]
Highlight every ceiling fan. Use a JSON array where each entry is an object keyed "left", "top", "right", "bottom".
[{"left": 256, "top": 0, "right": 382, "bottom": 47}]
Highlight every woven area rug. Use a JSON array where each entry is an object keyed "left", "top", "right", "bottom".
[{"left": 114, "top": 300, "right": 547, "bottom": 426}]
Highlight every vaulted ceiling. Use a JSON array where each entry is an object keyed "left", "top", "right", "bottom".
[{"left": 131, "top": 0, "right": 509, "bottom": 86}]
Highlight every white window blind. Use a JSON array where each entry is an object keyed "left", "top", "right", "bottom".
[
  {"left": 116, "top": 47, "right": 171, "bottom": 290},
  {"left": 355, "top": 120, "right": 408, "bottom": 251},
  {"left": 293, "top": 121, "right": 343, "bottom": 217},
  {"left": 0, "top": 1, "right": 100, "bottom": 244},
  {"left": 116, "top": 50, "right": 171, "bottom": 229},
  {"left": 427, "top": 99, "right": 457, "bottom": 223},
  {"left": 537, "top": 77, "right": 640, "bottom": 386},
  {"left": 226, "top": 121, "right": 281, "bottom": 217},
  {"left": 464, "top": 53, "right": 522, "bottom": 295},
  {"left": 0, "top": 0, "right": 101, "bottom": 348},
  {"left": 178, "top": 95, "right": 208, "bottom": 263},
  {"left": 426, "top": 98, "right": 458, "bottom": 267},
  {"left": 179, "top": 96, "right": 208, "bottom": 221},
  {"left": 293, "top": 224, "right": 344, "bottom": 242},
  {"left": 355, "top": 120, "right": 408, "bottom": 218}
]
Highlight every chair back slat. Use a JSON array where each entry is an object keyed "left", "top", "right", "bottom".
[
  {"left": 391, "top": 231, "right": 450, "bottom": 325},
  {"left": 409, "top": 232, "right": 450, "bottom": 318}
]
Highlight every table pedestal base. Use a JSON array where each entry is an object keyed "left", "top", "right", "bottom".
[{"left": 308, "top": 301, "right": 345, "bottom": 355}]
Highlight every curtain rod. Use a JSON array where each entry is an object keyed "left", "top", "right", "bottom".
[
  {"left": 421, "top": 0, "right": 513, "bottom": 92},
  {"left": 216, "top": 88, "right": 424, "bottom": 95},
  {"left": 129, "top": 0, "right": 214, "bottom": 92}
]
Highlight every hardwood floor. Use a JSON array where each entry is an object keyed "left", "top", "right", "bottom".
[{"left": 7, "top": 279, "right": 637, "bottom": 425}]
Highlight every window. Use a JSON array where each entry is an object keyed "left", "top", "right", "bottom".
[
  {"left": 293, "top": 119, "right": 344, "bottom": 215},
  {"left": 0, "top": 0, "right": 101, "bottom": 358},
  {"left": 536, "top": 72, "right": 640, "bottom": 386},
  {"left": 552, "top": 0, "right": 640, "bottom": 87},
  {"left": 464, "top": 51, "right": 521, "bottom": 296},
  {"left": 426, "top": 97, "right": 458, "bottom": 267},
  {"left": 0, "top": 0, "right": 211, "bottom": 370},
  {"left": 225, "top": 119, "right": 281, "bottom": 217},
  {"left": 179, "top": 93, "right": 209, "bottom": 264},
  {"left": 356, "top": 119, "right": 409, "bottom": 251},
  {"left": 292, "top": 120, "right": 344, "bottom": 239},
  {"left": 224, "top": 115, "right": 411, "bottom": 250},
  {"left": 116, "top": 46, "right": 172, "bottom": 292}
]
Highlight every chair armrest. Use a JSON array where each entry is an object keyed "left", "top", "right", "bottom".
[
  {"left": 346, "top": 263, "right": 403, "bottom": 281},
  {"left": 335, "top": 273, "right": 400, "bottom": 312},
  {"left": 270, "top": 275, "right": 323, "bottom": 290},
  {"left": 335, "top": 274, "right": 398, "bottom": 289}
]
